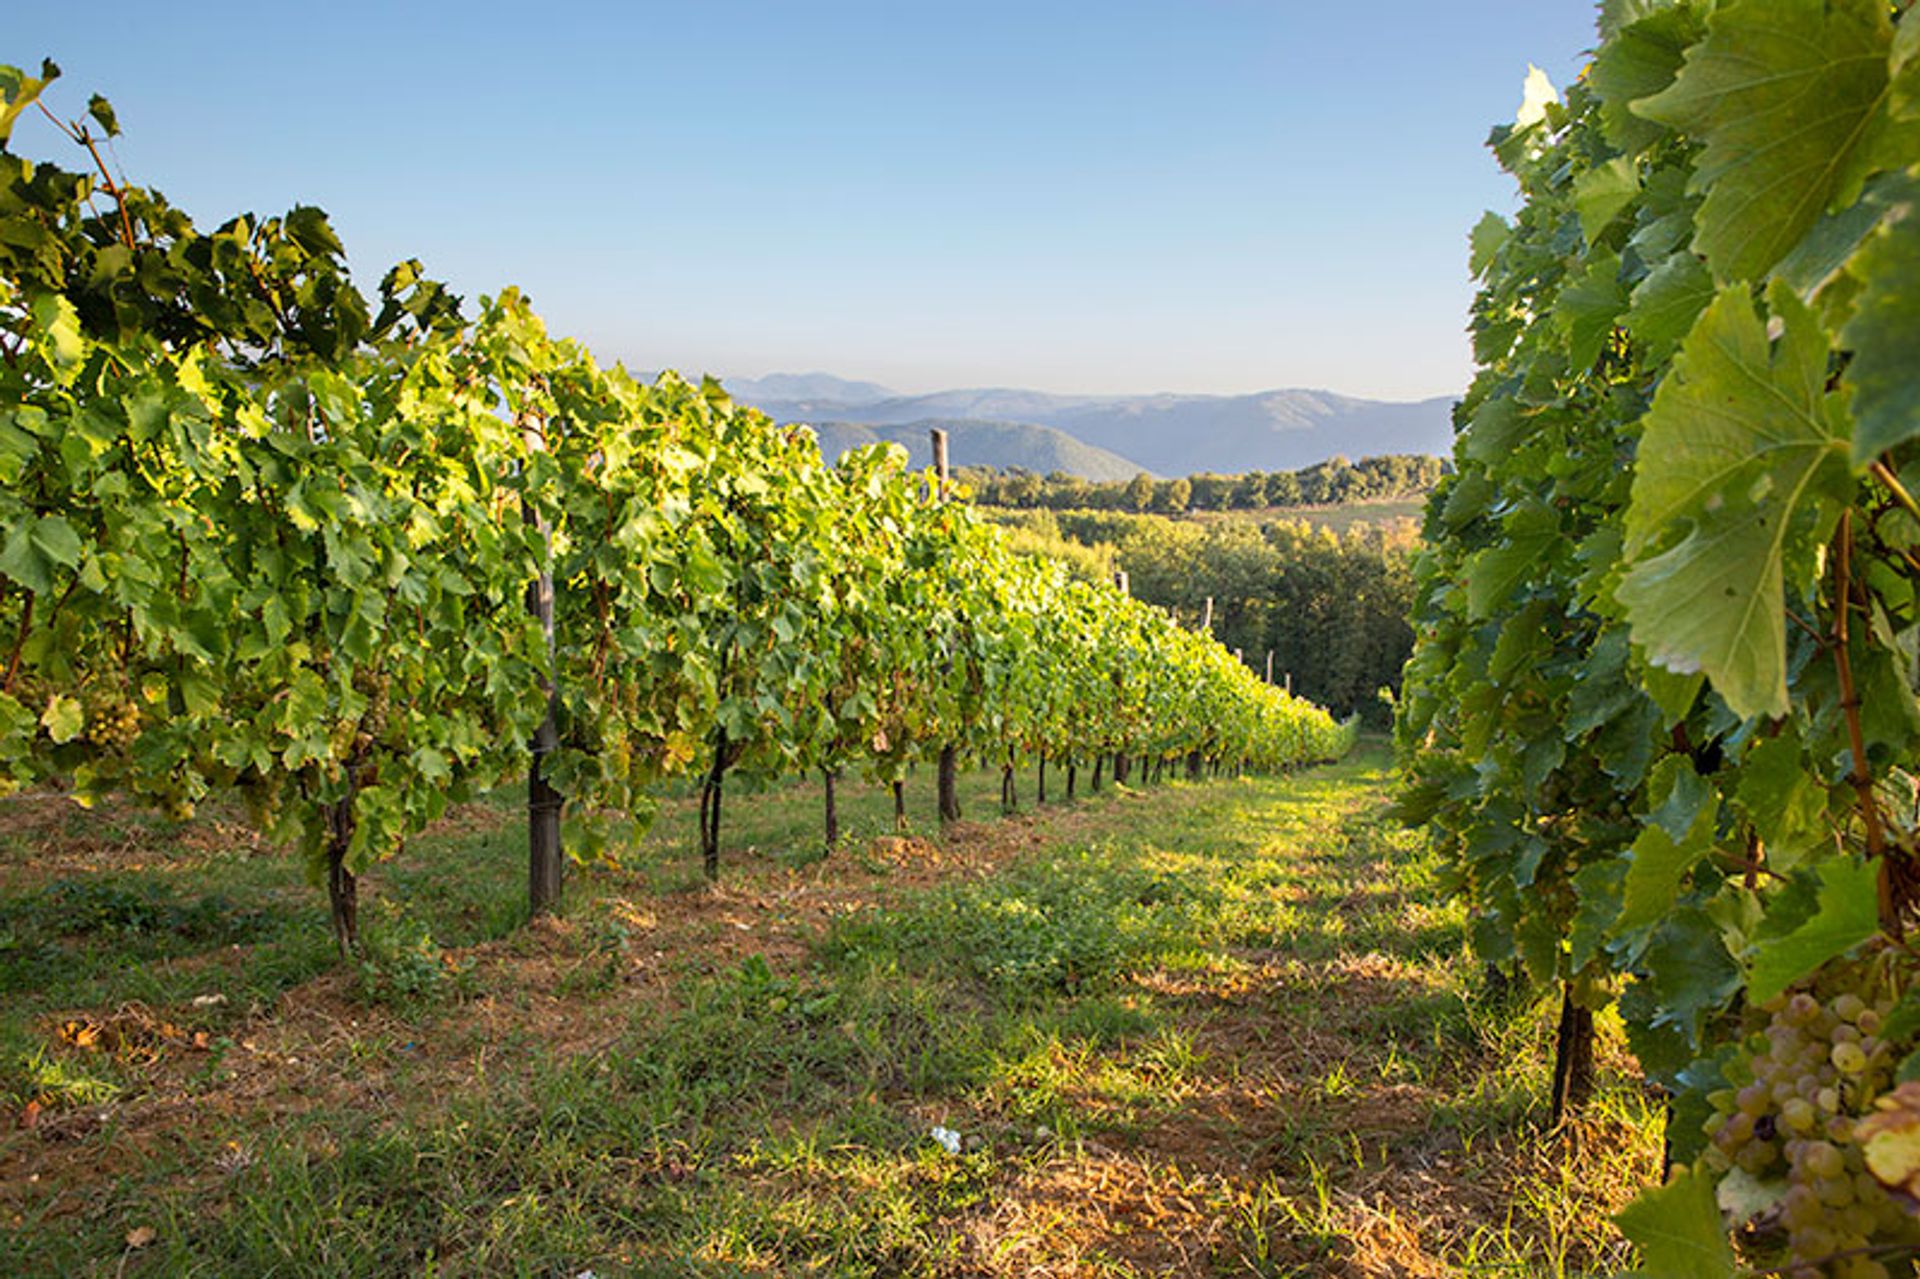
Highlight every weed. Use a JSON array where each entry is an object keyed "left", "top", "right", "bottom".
[{"left": 351, "top": 899, "right": 475, "bottom": 1008}]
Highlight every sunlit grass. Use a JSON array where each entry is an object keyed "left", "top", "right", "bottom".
[{"left": 1, "top": 745, "right": 1659, "bottom": 1275}]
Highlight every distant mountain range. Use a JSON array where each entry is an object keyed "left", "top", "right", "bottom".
[
  {"left": 725, "top": 373, "right": 1457, "bottom": 478},
  {"left": 806, "top": 419, "right": 1143, "bottom": 482}
]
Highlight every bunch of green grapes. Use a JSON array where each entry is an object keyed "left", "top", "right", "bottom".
[
  {"left": 349, "top": 667, "right": 393, "bottom": 755},
  {"left": 1702, "top": 966, "right": 1920, "bottom": 1277},
  {"left": 84, "top": 688, "right": 142, "bottom": 752}
]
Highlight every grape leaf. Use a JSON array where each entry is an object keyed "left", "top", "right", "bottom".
[
  {"left": 1733, "top": 731, "right": 1825, "bottom": 871},
  {"left": 40, "top": 694, "right": 82, "bottom": 744},
  {"left": 1469, "top": 211, "right": 1510, "bottom": 278},
  {"left": 1616, "top": 1166, "right": 1735, "bottom": 1278},
  {"left": 1592, "top": 1, "right": 1704, "bottom": 152},
  {"left": 1840, "top": 180, "right": 1920, "bottom": 464},
  {"left": 1466, "top": 503, "right": 1560, "bottom": 620},
  {"left": 1616, "top": 759, "right": 1718, "bottom": 935},
  {"left": 1555, "top": 250, "right": 1628, "bottom": 370},
  {"left": 1575, "top": 158, "right": 1643, "bottom": 244},
  {"left": 1748, "top": 856, "right": 1880, "bottom": 1003},
  {"left": 1624, "top": 251, "right": 1713, "bottom": 363},
  {"left": 1462, "top": 397, "right": 1529, "bottom": 466},
  {"left": 1634, "top": 0, "right": 1895, "bottom": 280},
  {"left": 0, "top": 61, "right": 60, "bottom": 145},
  {"left": 1617, "top": 283, "right": 1852, "bottom": 719}
]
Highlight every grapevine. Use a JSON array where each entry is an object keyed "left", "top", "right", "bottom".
[
  {"left": 1399, "top": 0, "right": 1920, "bottom": 1270},
  {"left": 0, "top": 61, "right": 1355, "bottom": 955}
]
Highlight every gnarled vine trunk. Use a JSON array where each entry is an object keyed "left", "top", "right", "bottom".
[
  {"left": 938, "top": 745, "right": 961, "bottom": 824},
  {"left": 325, "top": 794, "right": 359, "bottom": 957}
]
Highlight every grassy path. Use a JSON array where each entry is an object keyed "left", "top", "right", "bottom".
[{"left": 1, "top": 747, "right": 1658, "bottom": 1276}]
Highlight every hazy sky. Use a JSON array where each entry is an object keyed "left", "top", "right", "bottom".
[{"left": 10, "top": 3, "right": 1597, "bottom": 401}]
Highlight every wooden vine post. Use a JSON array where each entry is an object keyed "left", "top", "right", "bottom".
[
  {"left": 525, "top": 416, "right": 565, "bottom": 917},
  {"left": 1200, "top": 596, "right": 1213, "bottom": 632},
  {"left": 932, "top": 429, "right": 964, "bottom": 827},
  {"left": 1113, "top": 568, "right": 1130, "bottom": 784}
]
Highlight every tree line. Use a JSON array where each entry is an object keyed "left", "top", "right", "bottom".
[{"left": 959, "top": 452, "right": 1444, "bottom": 513}]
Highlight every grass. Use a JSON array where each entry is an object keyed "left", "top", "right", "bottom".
[{"left": 0, "top": 746, "right": 1659, "bottom": 1276}]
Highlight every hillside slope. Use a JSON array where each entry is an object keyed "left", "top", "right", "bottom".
[
  {"left": 732, "top": 376, "right": 1455, "bottom": 476},
  {"left": 807, "top": 418, "right": 1147, "bottom": 482}
]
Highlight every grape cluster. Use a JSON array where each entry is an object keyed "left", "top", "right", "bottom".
[
  {"left": 85, "top": 693, "right": 141, "bottom": 752},
  {"left": 350, "top": 668, "right": 392, "bottom": 755},
  {"left": 1703, "top": 975, "right": 1920, "bottom": 1277}
]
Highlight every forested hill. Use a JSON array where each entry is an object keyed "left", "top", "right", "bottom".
[
  {"left": 727, "top": 373, "right": 1455, "bottom": 476},
  {"left": 996, "top": 508, "right": 1417, "bottom": 726}
]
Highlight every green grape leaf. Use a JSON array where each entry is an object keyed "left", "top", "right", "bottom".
[
  {"left": 1592, "top": 1, "right": 1704, "bottom": 152},
  {"left": 1616, "top": 759, "right": 1718, "bottom": 935},
  {"left": 1575, "top": 158, "right": 1643, "bottom": 244},
  {"left": 1645, "top": 906, "right": 1743, "bottom": 1032},
  {"left": 1571, "top": 857, "right": 1630, "bottom": 972},
  {"left": 29, "top": 515, "right": 82, "bottom": 569},
  {"left": 1840, "top": 182, "right": 1920, "bottom": 464},
  {"left": 1555, "top": 249, "right": 1628, "bottom": 371},
  {"left": 1748, "top": 857, "right": 1881, "bottom": 1003},
  {"left": 1469, "top": 211, "right": 1510, "bottom": 278},
  {"left": 1734, "top": 732, "right": 1825, "bottom": 871},
  {"left": 1634, "top": 0, "right": 1895, "bottom": 280},
  {"left": 1465, "top": 503, "right": 1559, "bottom": 620},
  {"left": 1893, "top": 11, "right": 1920, "bottom": 123},
  {"left": 1617, "top": 283, "right": 1852, "bottom": 720},
  {"left": 1624, "top": 251, "right": 1714, "bottom": 363},
  {"left": 1772, "top": 173, "right": 1904, "bottom": 303},
  {"left": 86, "top": 94, "right": 119, "bottom": 138},
  {"left": 40, "top": 693, "right": 83, "bottom": 744},
  {"left": 1566, "top": 627, "right": 1640, "bottom": 737},
  {"left": 29, "top": 293, "right": 86, "bottom": 376},
  {"left": 1616, "top": 1165, "right": 1735, "bottom": 1279},
  {"left": 1462, "top": 397, "right": 1528, "bottom": 467},
  {"left": 0, "top": 514, "right": 84, "bottom": 595},
  {"left": 0, "top": 60, "right": 60, "bottom": 145}
]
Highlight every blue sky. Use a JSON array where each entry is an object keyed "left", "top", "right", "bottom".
[{"left": 10, "top": 3, "right": 1598, "bottom": 401}]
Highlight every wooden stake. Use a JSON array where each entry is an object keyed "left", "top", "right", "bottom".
[
  {"left": 930, "top": 428, "right": 950, "bottom": 500},
  {"left": 524, "top": 417, "right": 564, "bottom": 916}
]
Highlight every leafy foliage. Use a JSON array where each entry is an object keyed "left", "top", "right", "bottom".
[
  {"left": 0, "top": 64, "right": 1354, "bottom": 950},
  {"left": 1399, "top": 2, "right": 1920, "bottom": 1270}
]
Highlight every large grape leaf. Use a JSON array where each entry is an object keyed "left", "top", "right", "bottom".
[
  {"left": 1748, "top": 857, "right": 1880, "bottom": 1002},
  {"left": 1593, "top": 1, "right": 1705, "bottom": 152},
  {"left": 1624, "top": 251, "right": 1714, "bottom": 363},
  {"left": 1574, "top": 158, "right": 1643, "bottom": 244},
  {"left": 1615, "top": 758, "right": 1718, "bottom": 935},
  {"left": 1465, "top": 503, "right": 1561, "bottom": 620},
  {"left": 1617, "top": 283, "right": 1852, "bottom": 720},
  {"left": 1634, "top": 0, "right": 1895, "bottom": 281},
  {"left": 1841, "top": 178, "right": 1920, "bottom": 464},
  {"left": 1555, "top": 250, "right": 1628, "bottom": 370},
  {"left": 1617, "top": 1166, "right": 1735, "bottom": 1279}
]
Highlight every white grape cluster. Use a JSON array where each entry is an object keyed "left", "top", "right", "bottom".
[
  {"left": 84, "top": 691, "right": 141, "bottom": 752},
  {"left": 1703, "top": 976, "right": 1920, "bottom": 1278}
]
